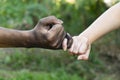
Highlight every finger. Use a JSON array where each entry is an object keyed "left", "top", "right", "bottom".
[
  {"left": 78, "top": 37, "right": 88, "bottom": 54},
  {"left": 68, "top": 38, "right": 75, "bottom": 54},
  {"left": 52, "top": 28, "right": 66, "bottom": 49},
  {"left": 65, "top": 33, "right": 73, "bottom": 49},
  {"left": 48, "top": 24, "right": 63, "bottom": 35},
  {"left": 68, "top": 45, "right": 74, "bottom": 53},
  {"left": 48, "top": 24, "right": 66, "bottom": 49},
  {"left": 77, "top": 45, "right": 91, "bottom": 60},
  {"left": 72, "top": 37, "right": 80, "bottom": 54},
  {"left": 79, "top": 43, "right": 88, "bottom": 54},
  {"left": 77, "top": 53, "right": 89, "bottom": 60},
  {"left": 39, "top": 16, "right": 63, "bottom": 25},
  {"left": 62, "top": 38, "right": 68, "bottom": 51}
]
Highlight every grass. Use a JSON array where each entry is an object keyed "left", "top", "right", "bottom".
[
  {"left": 0, "top": 69, "right": 84, "bottom": 80},
  {"left": 0, "top": 45, "right": 119, "bottom": 80},
  {"left": 0, "top": 48, "right": 106, "bottom": 80}
]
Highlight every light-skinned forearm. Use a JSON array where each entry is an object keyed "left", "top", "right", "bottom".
[{"left": 79, "top": 2, "right": 120, "bottom": 44}]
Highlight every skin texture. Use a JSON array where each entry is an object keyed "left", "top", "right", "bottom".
[
  {"left": 63, "top": 2, "right": 120, "bottom": 60},
  {"left": 0, "top": 16, "right": 73, "bottom": 49}
]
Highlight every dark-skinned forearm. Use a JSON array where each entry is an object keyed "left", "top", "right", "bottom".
[{"left": 0, "top": 27, "right": 35, "bottom": 47}]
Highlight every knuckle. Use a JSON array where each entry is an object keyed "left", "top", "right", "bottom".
[
  {"left": 56, "top": 24, "right": 63, "bottom": 28},
  {"left": 47, "top": 16, "right": 57, "bottom": 22},
  {"left": 39, "top": 18, "right": 44, "bottom": 22},
  {"left": 73, "top": 36, "right": 77, "bottom": 39},
  {"left": 49, "top": 16, "right": 56, "bottom": 19},
  {"left": 73, "top": 51, "right": 78, "bottom": 54},
  {"left": 38, "top": 16, "right": 57, "bottom": 24},
  {"left": 46, "top": 36, "right": 58, "bottom": 48},
  {"left": 38, "top": 19, "right": 44, "bottom": 25},
  {"left": 79, "top": 49, "right": 85, "bottom": 54},
  {"left": 85, "top": 58, "right": 88, "bottom": 60},
  {"left": 39, "top": 19, "right": 42, "bottom": 22},
  {"left": 58, "top": 26, "right": 63, "bottom": 29}
]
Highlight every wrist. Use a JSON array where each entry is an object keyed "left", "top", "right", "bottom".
[
  {"left": 25, "top": 29, "right": 46, "bottom": 48},
  {"left": 78, "top": 32, "right": 91, "bottom": 44},
  {"left": 79, "top": 29, "right": 96, "bottom": 44},
  {"left": 20, "top": 30, "right": 37, "bottom": 48}
]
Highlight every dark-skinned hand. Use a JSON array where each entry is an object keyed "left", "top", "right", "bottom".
[{"left": 30, "top": 16, "right": 73, "bottom": 49}]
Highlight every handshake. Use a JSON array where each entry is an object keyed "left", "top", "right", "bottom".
[{"left": 0, "top": 16, "right": 90, "bottom": 60}]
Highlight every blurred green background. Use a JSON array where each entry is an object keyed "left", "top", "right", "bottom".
[{"left": 0, "top": 0, "right": 120, "bottom": 80}]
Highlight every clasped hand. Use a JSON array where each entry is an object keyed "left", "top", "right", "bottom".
[
  {"left": 33, "top": 16, "right": 91, "bottom": 60},
  {"left": 31, "top": 16, "right": 73, "bottom": 49}
]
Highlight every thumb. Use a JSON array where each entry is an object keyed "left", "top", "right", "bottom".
[
  {"left": 65, "top": 33, "right": 73, "bottom": 49},
  {"left": 62, "top": 38, "right": 68, "bottom": 51}
]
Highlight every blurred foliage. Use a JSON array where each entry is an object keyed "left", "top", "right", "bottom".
[
  {"left": 0, "top": 48, "right": 106, "bottom": 80},
  {"left": 0, "top": 0, "right": 108, "bottom": 34},
  {"left": 0, "top": 70, "right": 84, "bottom": 80},
  {"left": 0, "top": 0, "right": 120, "bottom": 80},
  {"left": 0, "top": 0, "right": 51, "bottom": 29}
]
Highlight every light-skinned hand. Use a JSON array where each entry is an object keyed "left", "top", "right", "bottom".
[{"left": 62, "top": 36, "right": 91, "bottom": 60}]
